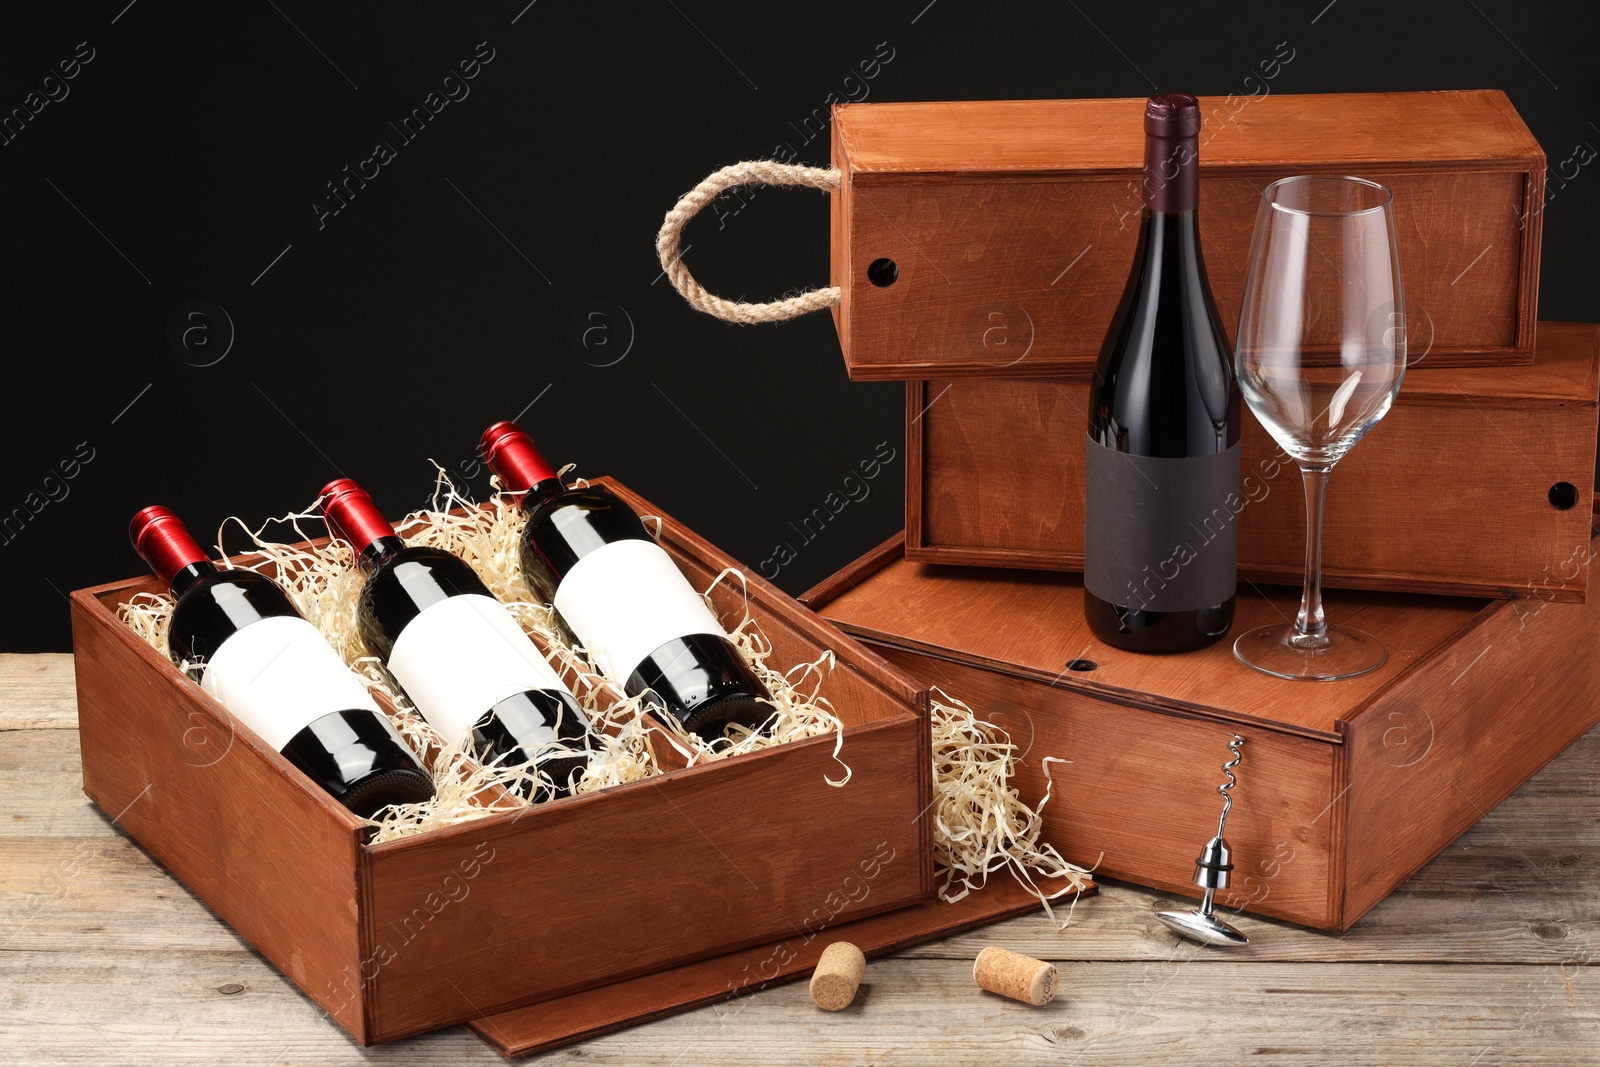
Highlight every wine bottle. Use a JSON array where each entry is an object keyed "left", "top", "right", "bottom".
[
  {"left": 130, "top": 505, "right": 435, "bottom": 818},
  {"left": 319, "top": 478, "right": 596, "bottom": 799},
  {"left": 1084, "top": 92, "right": 1241, "bottom": 653},
  {"left": 479, "top": 421, "right": 773, "bottom": 740}
]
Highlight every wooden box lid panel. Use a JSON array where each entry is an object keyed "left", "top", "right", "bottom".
[
  {"left": 802, "top": 536, "right": 1482, "bottom": 742},
  {"left": 908, "top": 321, "right": 1600, "bottom": 602},
  {"left": 70, "top": 479, "right": 934, "bottom": 1046},
  {"left": 801, "top": 532, "right": 1600, "bottom": 931},
  {"left": 830, "top": 91, "right": 1543, "bottom": 379},
  {"left": 834, "top": 93, "right": 1543, "bottom": 176},
  {"left": 468, "top": 875, "right": 1076, "bottom": 1057}
]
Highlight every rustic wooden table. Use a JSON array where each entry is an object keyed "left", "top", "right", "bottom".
[{"left": 3, "top": 653, "right": 1596, "bottom": 1064}]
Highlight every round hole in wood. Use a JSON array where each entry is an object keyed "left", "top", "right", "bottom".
[
  {"left": 1066, "top": 659, "right": 1097, "bottom": 672},
  {"left": 1548, "top": 482, "right": 1579, "bottom": 510},
  {"left": 867, "top": 258, "right": 899, "bottom": 287}
]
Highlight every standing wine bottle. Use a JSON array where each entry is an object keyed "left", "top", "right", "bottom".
[
  {"left": 479, "top": 421, "right": 773, "bottom": 740},
  {"left": 130, "top": 506, "right": 435, "bottom": 818},
  {"left": 319, "top": 479, "right": 596, "bottom": 799},
  {"left": 1084, "top": 92, "right": 1241, "bottom": 653}
]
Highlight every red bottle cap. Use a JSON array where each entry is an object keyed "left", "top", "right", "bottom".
[
  {"left": 129, "top": 505, "right": 210, "bottom": 587},
  {"left": 479, "top": 421, "right": 558, "bottom": 492},
  {"left": 318, "top": 478, "right": 397, "bottom": 555}
]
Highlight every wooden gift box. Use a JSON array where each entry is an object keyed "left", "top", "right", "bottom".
[
  {"left": 829, "top": 90, "right": 1544, "bottom": 379},
  {"left": 802, "top": 528, "right": 1600, "bottom": 932},
  {"left": 906, "top": 321, "right": 1600, "bottom": 602},
  {"left": 69, "top": 479, "right": 935, "bottom": 1045}
]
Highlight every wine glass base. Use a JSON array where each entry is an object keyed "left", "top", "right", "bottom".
[{"left": 1233, "top": 623, "right": 1387, "bottom": 682}]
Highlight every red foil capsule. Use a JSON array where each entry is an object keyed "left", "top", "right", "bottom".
[
  {"left": 479, "top": 421, "right": 557, "bottom": 492},
  {"left": 319, "top": 479, "right": 398, "bottom": 555},
  {"left": 129, "top": 505, "right": 210, "bottom": 586}
]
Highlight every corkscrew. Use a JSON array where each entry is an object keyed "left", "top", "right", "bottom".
[{"left": 1156, "top": 734, "right": 1250, "bottom": 946}]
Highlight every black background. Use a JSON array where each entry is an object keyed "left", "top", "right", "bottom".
[{"left": 3, "top": 1, "right": 1596, "bottom": 652}]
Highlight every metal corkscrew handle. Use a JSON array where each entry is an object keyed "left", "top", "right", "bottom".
[{"left": 1156, "top": 733, "right": 1251, "bottom": 947}]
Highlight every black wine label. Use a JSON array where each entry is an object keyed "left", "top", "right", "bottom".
[{"left": 1083, "top": 437, "right": 1241, "bottom": 613}]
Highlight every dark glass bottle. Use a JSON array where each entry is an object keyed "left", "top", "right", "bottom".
[
  {"left": 479, "top": 421, "right": 773, "bottom": 741},
  {"left": 1084, "top": 92, "right": 1242, "bottom": 653},
  {"left": 130, "top": 505, "right": 435, "bottom": 818},
  {"left": 319, "top": 479, "right": 595, "bottom": 800}
]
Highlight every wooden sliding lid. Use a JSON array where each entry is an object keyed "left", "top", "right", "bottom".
[
  {"left": 834, "top": 90, "right": 1543, "bottom": 179},
  {"left": 804, "top": 538, "right": 1491, "bottom": 743}
]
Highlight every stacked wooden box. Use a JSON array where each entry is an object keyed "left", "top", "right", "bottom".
[{"left": 805, "top": 91, "right": 1600, "bottom": 930}]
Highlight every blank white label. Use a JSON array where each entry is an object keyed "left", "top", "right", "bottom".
[
  {"left": 387, "top": 593, "right": 572, "bottom": 747},
  {"left": 200, "top": 615, "right": 382, "bottom": 751},
  {"left": 553, "top": 537, "right": 725, "bottom": 685}
]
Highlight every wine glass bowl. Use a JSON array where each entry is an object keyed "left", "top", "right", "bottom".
[
  {"left": 1241, "top": 362, "right": 1400, "bottom": 470},
  {"left": 1233, "top": 175, "right": 1406, "bottom": 681}
]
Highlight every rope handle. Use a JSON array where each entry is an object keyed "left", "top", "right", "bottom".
[{"left": 655, "top": 161, "right": 841, "bottom": 324}]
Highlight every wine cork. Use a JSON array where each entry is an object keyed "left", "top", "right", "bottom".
[
  {"left": 973, "top": 946, "right": 1056, "bottom": 1006},
  {"left": 809, "top": 941, "right": 866, "bottom": 1011}
]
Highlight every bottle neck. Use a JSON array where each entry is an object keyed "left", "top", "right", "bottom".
[
  {"left": 1142, "top": 134, "right": 1198, "bottom": 214},
  {"left": 479, "top": 421, "right": 565, "bottom": 508},
  {"left": 1135, "top": 208, "right": 1204, "bottom": 268},
  {"left": 169, "top": 560, "right": 218, "bottom": 597},
  {"left": 519, "top": 477, "right": 565, "bottom": 512},
  {"left": 319, "top": 479, "right": 401, "bottom": 573},
  {"left": 357, "top": 535, "right": 408, "bottom": 573},
  {"left": 130, "top": 505, "right": 216, "bottom": 593}
]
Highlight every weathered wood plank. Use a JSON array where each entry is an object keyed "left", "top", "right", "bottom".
[
  {"left": 0, "top": 730, "right": 114, "bottom": 840},
  {"left": 591, "top": 960, "right": 1600, "bottom": 1066},
  {"left": 0, "top": 653, "right": 77, "bottom": 729},
  {"left": 0, "top": 949, "right": 499, "bottom": 1066},
  {"left": 2, "top": 952, "right": 1595, "bottom": 1066},
  {"left": 0, "top": 837, "right": 248, "bottom": 953}
]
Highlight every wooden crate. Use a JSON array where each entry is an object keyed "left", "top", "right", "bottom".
[
  {"left": 802, "top": 528, "right": 1600, "bottom": 932},
  {"left": 906, "top": 321, "right": 1600, "bottom": 602},
  {"left": 830, "top": 90, "right": 1544, "bottom": 380},
  {"left": 70, "top": 479, "right": 934, "bottom": 1045}
]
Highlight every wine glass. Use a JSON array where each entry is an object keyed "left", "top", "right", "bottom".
[{"left": 1233, "top": 175, "right": 1406, "bottom": 681}]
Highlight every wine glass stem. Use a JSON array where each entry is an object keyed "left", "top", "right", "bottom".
[{"left": 1296, "top": 466, "right": 1331, "bottom": 640}]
